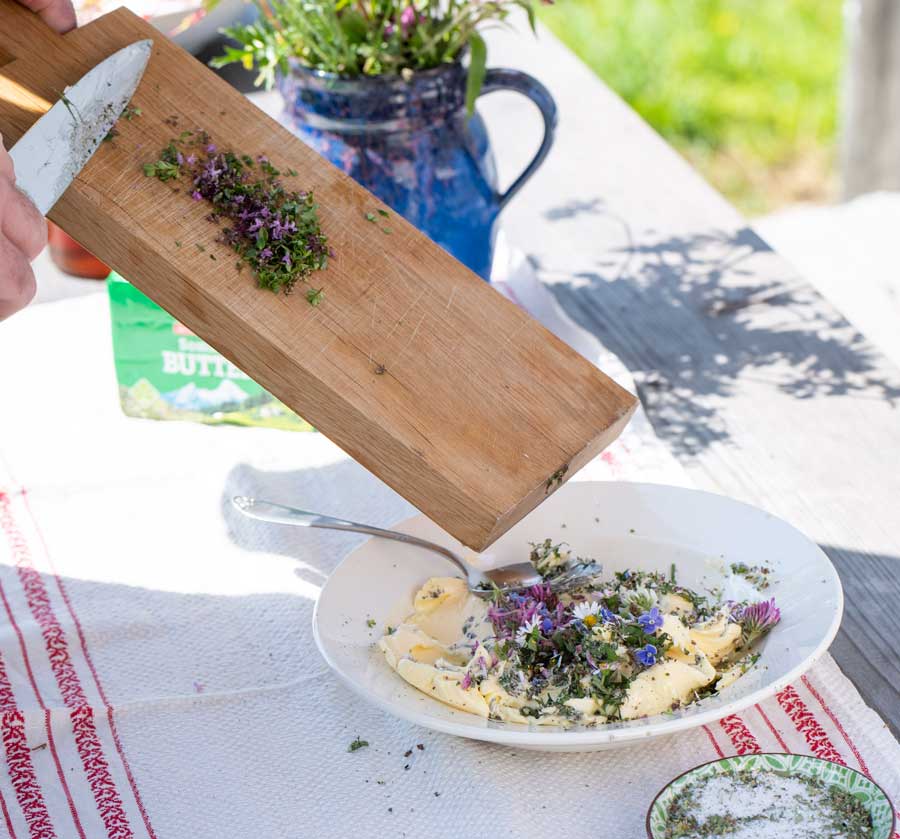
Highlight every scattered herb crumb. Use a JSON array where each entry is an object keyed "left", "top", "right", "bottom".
[
  {"left": 374, "top": 363, "right": 386, "bottom": 375},
  {"left": 348, "top": 737, "right": 369, "bottom": 753},
  {"left": 103, "top": 127, "right": 119, "bottom": 143},
  {"left": 416, "top": 744, "right": 424, "bottom": 751},
  {"left": 365, "top": 212, "right": 377, "bottom": 223},
  {"left": 366, "top": 618, "right": 376, "bottom": 629},
  {"left": 403, "top": 764, "right": 410, "bottom": 771},
  {"left": 195, "top": 243, "right": 206, "bottom": 252},
  {"left": 122, "top": 105, "right": 142, "bottom": 120},
  {"left": 306, "top": 287, "right": 325, "bottom": 307},
  {"left": 286, "top": 168, "right": 298, "bottom": 176},
  {"left": 403, "top": 749, "right": 412, "bottom": 758},
  {"left": 174, "top": 240, "right": 182, "bottom": 248},
  {"left": 377, "top": 208, "right": 389, "bottom": 217}
]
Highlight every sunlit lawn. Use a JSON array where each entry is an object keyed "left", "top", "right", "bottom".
[{"left": 540, "top": 0, "right": 843, "bottom": 214}]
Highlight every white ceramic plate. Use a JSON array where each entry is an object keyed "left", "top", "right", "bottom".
[{"left": 313, "top": 482, "right": 843, "bottom": 751}]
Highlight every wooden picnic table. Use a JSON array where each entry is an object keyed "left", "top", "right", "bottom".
[{"left": 472, "top": 24, "right": 900, "bottom": 736}]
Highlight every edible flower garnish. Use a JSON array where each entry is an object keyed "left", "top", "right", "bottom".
[
  {"left": 635, "top": 643, "right": 658, "bottom": 667},
  {"left": 572, "top": 600, "right": 602, "bottom": 627},
  {"left": 638, "top": 605, "right": 664, "bottom": 634},
  {"left": 736, "top": 598, "right": 781, "bottom": 643},
  {"left": 144, "top": 131, "right": 330, "bottom": 298}
]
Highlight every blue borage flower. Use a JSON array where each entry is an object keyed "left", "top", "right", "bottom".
[
  {"left": 635, "top": 643, "right": 657, "bottom": 667},
  {"left": 638, "top": 605, "right": 664, "bottom": 633}
]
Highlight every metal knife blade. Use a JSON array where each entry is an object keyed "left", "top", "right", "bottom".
[{"left": 9, "top": 39, "right": 152, "bottom": 216}]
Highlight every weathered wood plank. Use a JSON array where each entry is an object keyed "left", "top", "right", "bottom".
[{"left": 480, "top": 23, "right": 900, "bottom": 735}]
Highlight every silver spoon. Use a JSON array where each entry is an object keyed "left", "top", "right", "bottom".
[{"left": 232, "top": 497, "right": 599, "bottom": 598}]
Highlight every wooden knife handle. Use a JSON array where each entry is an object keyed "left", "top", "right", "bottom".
[{"left": 0, "top": 0, "right": 66, "bottom": 66}]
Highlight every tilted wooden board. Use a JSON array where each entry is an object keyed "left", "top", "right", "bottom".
[{"left": 0, "top": 2, "right": 636, "bottom": 550}]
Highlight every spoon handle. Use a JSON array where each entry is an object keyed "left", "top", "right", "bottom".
[{"left": 232, "top": 496, "right": 468, "bottom": 575}]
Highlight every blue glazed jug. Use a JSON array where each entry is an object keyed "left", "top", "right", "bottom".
[{"left": 277, "top": 61, "right": 557, "bottom": 280}]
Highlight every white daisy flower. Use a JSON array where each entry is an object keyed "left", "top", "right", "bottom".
[
  {"left": 515, "top": 616, "right": 541, "bottom": 647},
  {"left": 572, "top": 601, "right": 602, "bottom": 622}
]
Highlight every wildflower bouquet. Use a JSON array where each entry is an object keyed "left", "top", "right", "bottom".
[{"left": 210, "top": 0, "right": 551, "bottom": 113}]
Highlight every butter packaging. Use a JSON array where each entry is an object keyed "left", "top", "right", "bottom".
[{"left": 107, "top": 272, "right": 312, "bottom": 431}]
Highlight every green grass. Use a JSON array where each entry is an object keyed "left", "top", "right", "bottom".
[{"left": 539, "top": 0, "right": 843, "bottom": 214}]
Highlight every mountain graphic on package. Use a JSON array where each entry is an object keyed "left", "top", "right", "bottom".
[
  {"left": 163, "top": 380, "right": 249, "bottom": 412},
  {"left": 108, "top": 272, "right": 313, "bottom": 431}
]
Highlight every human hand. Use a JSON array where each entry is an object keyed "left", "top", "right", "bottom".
[
  {"left": 0, "top": 134, "right": 47, "bottom": 321},
  {"left": 15, "top": 0, "right": 76, "bottom": 33}
]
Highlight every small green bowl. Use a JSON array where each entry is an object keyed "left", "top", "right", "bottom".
[{"left": 647, "top": 752, "right": 896, "bottom": 838}]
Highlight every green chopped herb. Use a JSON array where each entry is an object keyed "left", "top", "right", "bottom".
[
  {"left": 366, "top": 618, "right": 376, "bottom": 628},
  {"left": 377, "top": 208, "right": 389, "bottom": 217},
  {"left": 365, "top": 212, "right": 377, "bottom": 223},
  {"left": 348, "top": 737, "right": 369, "bottom": 752},
  {"left": 174, "top": 240, "right": 182, "bottom": 248},
  {"left": 122, "top": 105, "right": 142, "bottom": 120},
  {"left": 286, "top": 168, "right": 298, "bottom": 176},
  {"left": 143, "top": 132, "right": 329, "bottom": 295}
]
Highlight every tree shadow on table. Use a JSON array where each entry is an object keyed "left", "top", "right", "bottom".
[
  {"left": 220, "top": 459, "right": 416, "bottom": 587},
  {"left": 537, "top": 206, "right": 900, "bottom": 457}
]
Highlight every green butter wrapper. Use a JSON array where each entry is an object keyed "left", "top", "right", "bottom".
[{"left": 107, "top": 272, "right": 312, "bottom": 431}]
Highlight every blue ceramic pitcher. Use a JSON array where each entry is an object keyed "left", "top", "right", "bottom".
[{"left": 277, "top": 60, "right": 557, "bottom": 280}]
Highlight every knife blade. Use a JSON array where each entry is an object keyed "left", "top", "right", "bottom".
[{"left": 9, "top": 39, "right": 152, "bottom": 215}]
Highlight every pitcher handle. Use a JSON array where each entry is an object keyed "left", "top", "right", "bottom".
[{"left": 479, "top": 68, "right": 558, "bottom": 209}]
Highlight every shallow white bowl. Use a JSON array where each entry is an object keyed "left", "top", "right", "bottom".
[{"left": 313, "top": 482, "right": 842, "bottom": 752}]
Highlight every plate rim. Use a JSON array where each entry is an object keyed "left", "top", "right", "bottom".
[
  {"left": 312, "top": 481, "right": 844, "bottom": 748},
  {"left": 644, "top": 752, "right": 897, "bottom": 838}
]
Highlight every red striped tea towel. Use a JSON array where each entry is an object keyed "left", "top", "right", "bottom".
[{"left": 0, "top": 250, "right": 896, "bottom": 837}]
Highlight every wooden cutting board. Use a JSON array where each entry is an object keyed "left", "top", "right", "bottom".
[{"left": 0, "top": 2, "right": 637, "bottom": 550}]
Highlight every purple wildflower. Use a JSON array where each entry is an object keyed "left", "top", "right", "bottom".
[
  {"left": 635, "top": 644, "right": 657, "bottom": 667},
  {"left": 737, "top": 598, "right": 781, "bottom": 641},
  {"left": 638, "top": 606, "right": 664, "bottom": 634},
  {"left": 384, "top": 22, "right": 395, "bottom": 36},
  {"left": 461, "top": 672, "right": 473, "bottom": 690},
  {"left": 282, "top": 252, "right": 292, "bottom": 268},
  {"left": 259, "top": 247, "right": 273, "bottom": 261},
  {"left": 400, "top": 5, "right": 416, "bottom": 34},
  {"left": 206, "top": 143, "right": 217, "bottom": 154},
  {"left": 191, "top": 190, "right": 202, "bottom": 201}
]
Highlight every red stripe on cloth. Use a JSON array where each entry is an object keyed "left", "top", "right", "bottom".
[
  {"left": 0, "top": 497, "right": 86, "bottom": 839},
  {"left": 701, "top": 724, "right": 725, "bottom": 758},
  {"left": 0, "top": 493, "right": 133, "bottom": 839},
  {"left": 0, "top": 788, "right": 18, "bottom": 839},
  {"left": 718, "top": 714, "right": 761, "bottom": 754},
  {"left": 754, "top": 704, "right": 789, "bottom": 752},
  {"left": 43, "top": 711, "right": 86, "bottom": 839},
  {"left": 776, "top": 684, "right": 845, "bottom": 764},
  {"left": 18, "top": 490, "right": 156, "bottom": 839},
  {"left": 47, "top": 574, "right": 157, "bottom": 839},
  {"left": 0, "top": 655, "right": 55, "bottom": 839},
  {"left": 1, "top": 711, "right": 56, "bottom": 839},
  {"left": 800, "top": 674, "right": 871, "bottom": 777}
]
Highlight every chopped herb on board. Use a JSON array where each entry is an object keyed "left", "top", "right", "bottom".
[
  {"left": 348, "top": 737, "right": 369, "bottom": 753},
  {"left": 143, "top": 131, "right": 329, "bottom": 300}
]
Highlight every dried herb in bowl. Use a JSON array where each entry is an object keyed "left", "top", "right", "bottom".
[{"left": 143, "top": 131, "right": 330, "bottom": 299}]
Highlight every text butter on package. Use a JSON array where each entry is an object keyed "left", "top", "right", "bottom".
[{"left": 107, "top": 273, "right": 312, "bottom": 430}]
